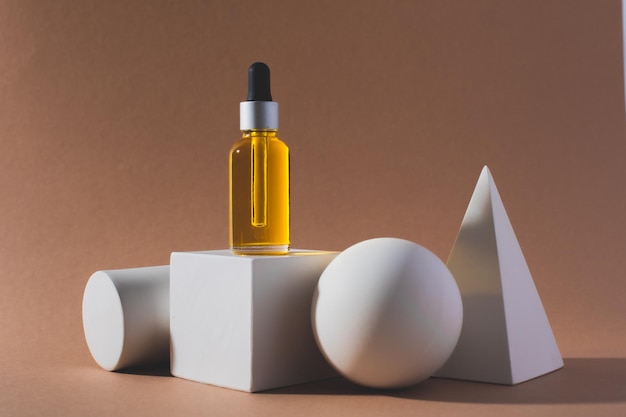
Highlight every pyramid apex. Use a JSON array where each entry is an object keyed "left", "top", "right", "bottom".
[{"left": 480, "top": 165, "right": 493, "bottom": 179}]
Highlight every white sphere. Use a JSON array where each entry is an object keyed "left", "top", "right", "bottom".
[{"left": 311, "top": 238, "right": 463, "bottom": 389}]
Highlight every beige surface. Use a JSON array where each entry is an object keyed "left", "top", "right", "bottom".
[{"left": 1, "top": 0, "right": 625, "bottom": 415}]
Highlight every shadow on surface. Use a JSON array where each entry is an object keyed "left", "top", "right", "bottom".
[
  {"left": 268, "top": 358, "right": 626, "bottom": 404},
  {"left": 267, "top": 376, "right": 374, "bottom": 396},
  {"left": 117, "top": 363, "right": 172, "bottom": 377}
]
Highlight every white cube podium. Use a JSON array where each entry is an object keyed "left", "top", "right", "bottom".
[{"left": 170, "top": 250, "right": 339, "bottom": 392}]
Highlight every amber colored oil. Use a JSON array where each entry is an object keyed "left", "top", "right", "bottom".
[{"left": 229, "top": 129, "right": 290, "bottom": 255}]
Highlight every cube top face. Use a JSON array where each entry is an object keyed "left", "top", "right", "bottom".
[
  {"left": 170, "top": 249, "right": 339, "bottom": 392},
  {"left": 179, "top": 249, "right": 337, "bottom": 261}
]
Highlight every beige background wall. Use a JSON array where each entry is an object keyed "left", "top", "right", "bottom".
[{"left": 1, "top": 1, "right": 624, "bottom": 415}]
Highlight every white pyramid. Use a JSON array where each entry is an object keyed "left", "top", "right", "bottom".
[{"left": 435, "top": 166, "right": 563, "bottom": 385}]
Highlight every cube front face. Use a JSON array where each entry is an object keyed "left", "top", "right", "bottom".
[
  {"left": 170, "top": 251, "right": 253, "bottom": 390},
  {"left": 170, "top": 250, "right": 339, "bottom": 392}
]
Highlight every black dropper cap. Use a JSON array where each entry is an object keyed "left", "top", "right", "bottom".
[
  {"left": 240, "top": 62, "right": 278, "bottom": 130},
  {"left": 246, "top": 62, "right": 272, "bottom": 101}
]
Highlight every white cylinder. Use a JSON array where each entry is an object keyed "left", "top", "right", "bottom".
[{"left": 82, "top": 266, "right": 170, "bottom": 371}]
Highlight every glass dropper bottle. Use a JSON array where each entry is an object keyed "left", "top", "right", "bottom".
[{"left": 229, "top": 62, "right": 290, "bottom": 255}]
